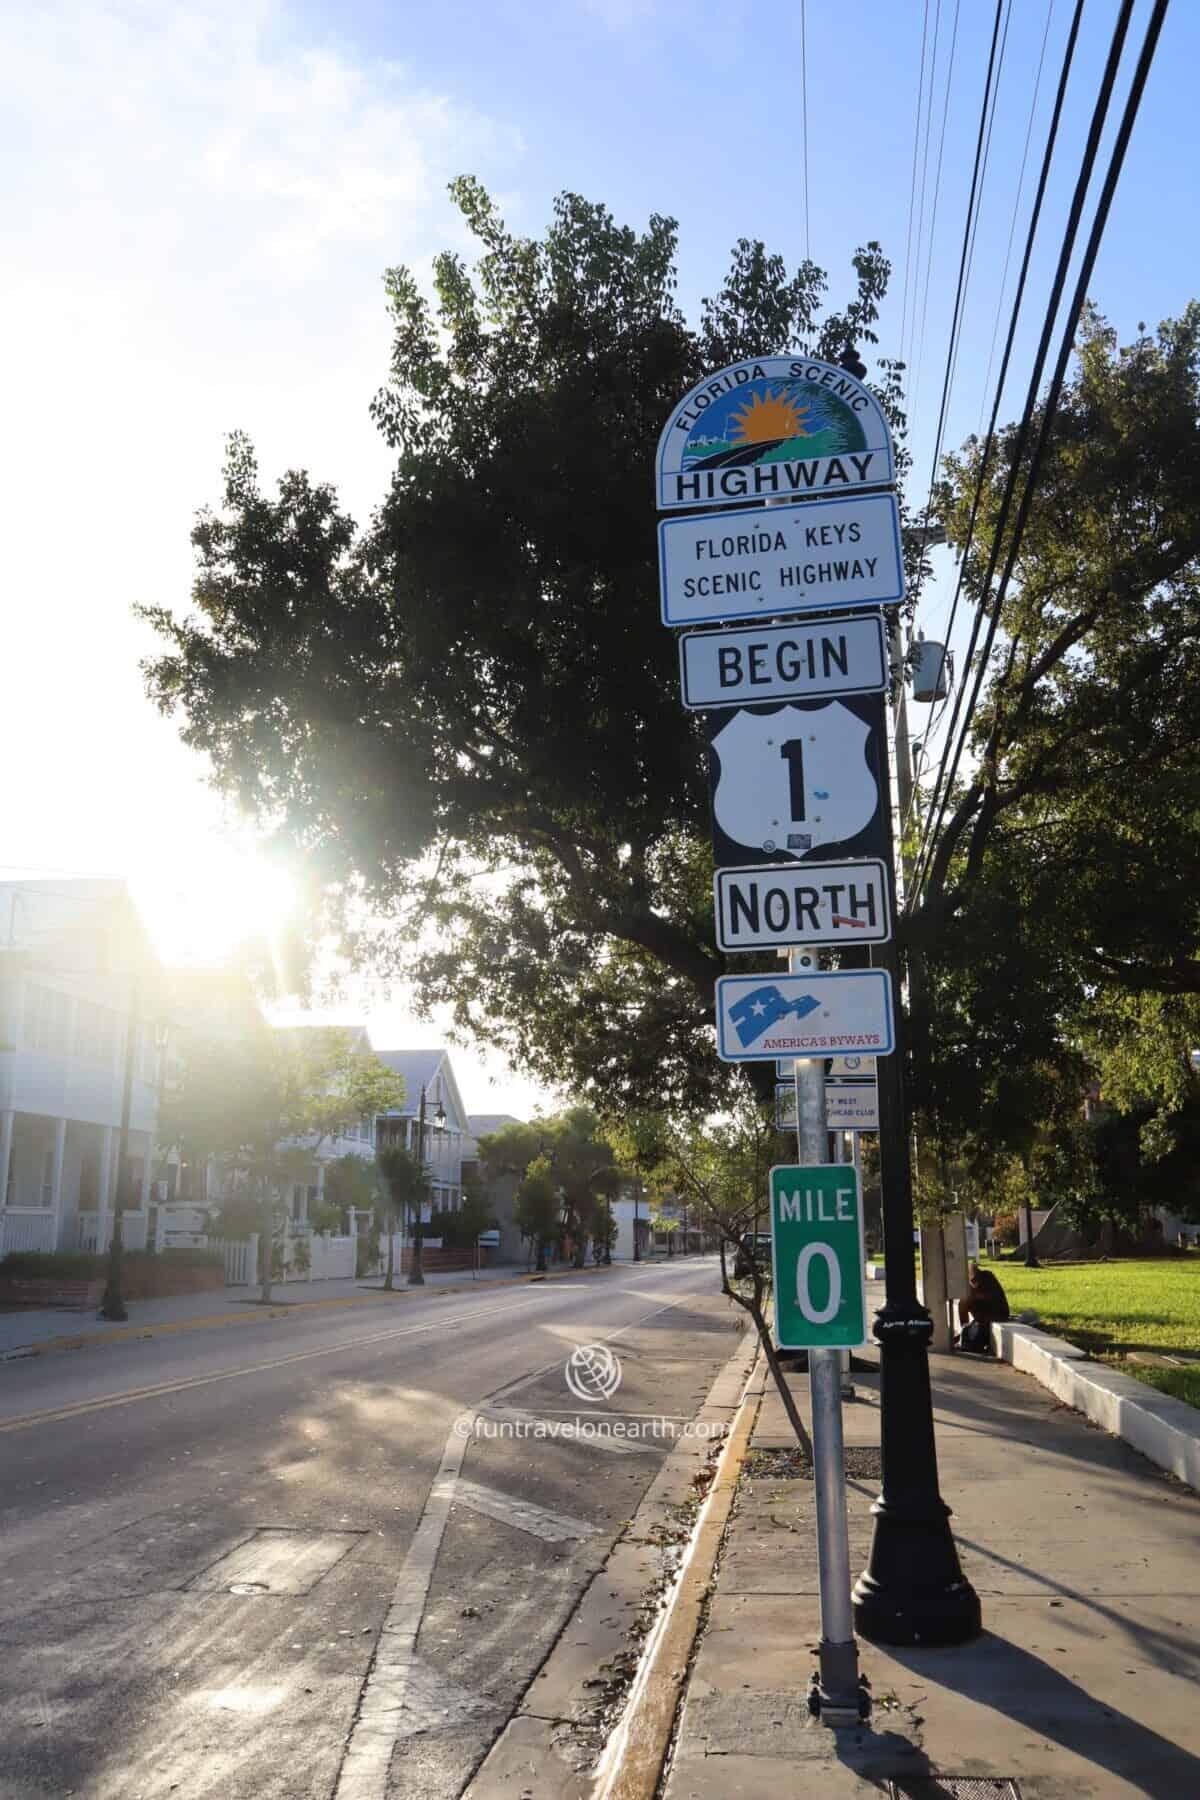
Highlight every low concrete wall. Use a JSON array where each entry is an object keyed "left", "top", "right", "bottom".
[{"left": 995, "top": 1321, "right": 1200, "bottom": 1493}]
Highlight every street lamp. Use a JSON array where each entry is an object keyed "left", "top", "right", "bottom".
[{"left": 408, "top": 1078, "right": 446, "bottom": 1287}]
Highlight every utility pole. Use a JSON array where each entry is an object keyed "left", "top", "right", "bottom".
[
  {"left": 791, "top": 949, "right": 861, "bottom": 1728},
  {"left": 408, "top": 1085, "right": 428, "bottom": 1286},
  {"left": 99, "top": 975, "right": 138, "bottom": 1322}
]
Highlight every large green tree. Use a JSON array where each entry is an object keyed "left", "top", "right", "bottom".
[{"left": 141, "top": 180, "right": 913, "bottom": 1119}]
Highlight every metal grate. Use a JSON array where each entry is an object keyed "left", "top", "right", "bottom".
[{"left": 888, "top": 1781, "right": 1022, "bottom": 1800}]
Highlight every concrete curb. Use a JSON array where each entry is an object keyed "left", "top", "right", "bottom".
[
  {"left": 995, "top": 1320, "right": 1200, "bottom": 1492},
  {"left": 1, "top": 1261, "right": 633, "bottom": 1361},
  {"left": 593, "top": 1346, "right": 767, "bottom": 1800}
]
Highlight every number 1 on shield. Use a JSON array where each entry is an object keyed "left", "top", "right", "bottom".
[{"left": 781, "top": 739, "right": 805, "bottom": 821}]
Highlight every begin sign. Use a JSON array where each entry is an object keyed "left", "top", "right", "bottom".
[{"left": 769, "top": 1163, "right": 867, "bottom": 1350}]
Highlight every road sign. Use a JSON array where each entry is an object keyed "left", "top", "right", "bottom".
[
  {"left": 777, "top": 1058, "right": 795, "bottom": 1077},
  {"left": 655, "top": 356, "right": 896, "bottom": 512},
  {"left": 775, "top": 1082, "right": 798, "bottom": 1129},
  {"left": 714, "top": 859, "right": 890, "bottom": 952},
  {"left": 659, "top": 492, "right": 903, "bottom": 628},
  {"left": 708, "top": 695, "right": 886, "bottom": 867},
  {"left": 715, "top": 969, "right": 894, "bottom": 1062},
  {"left": 679, "top": 613, "right": 886, "bottom": 711},
  {"left": 825, "top": 1085, "right": 880, "bottom": 1131},
  {"left": 828, "top": 1053, "right": 875, "bottom": 1079},
  {"left": 769, "top": 1163, "right": 868, "bottom": 1349}
]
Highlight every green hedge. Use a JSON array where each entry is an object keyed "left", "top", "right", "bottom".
[{"left": 1, "top": 1247, "right": 224, "bottom": 1281}]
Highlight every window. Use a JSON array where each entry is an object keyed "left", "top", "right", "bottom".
[
  {"left": 74, "top": 998, "right": 116, "bottom": 1063},
  {"left": 23, "top": 984, "right": 71, "bottom": 1054}
]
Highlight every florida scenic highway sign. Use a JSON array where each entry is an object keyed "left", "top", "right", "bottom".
[
  {"left": 654, "top": 356, "right": 896, "bottom": 512},
  {"left": 678, "top": 613, "right": 887, "bottom": 711},
  {"left": 659, "top": 491, "right": 903, "bottom": 628},
  {"left": 715, "top": 969, "right": 894, "bottom": 1063},
  {"left": 714, "top": 859, "right": 890, "bottom": 952},
  {"left": 707, "top": 695, "right": 887, "bottom": 867}
]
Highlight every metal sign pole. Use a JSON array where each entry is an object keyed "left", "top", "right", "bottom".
[{"left": 790, "top": 947, "right": 861, "bottom": 1726}]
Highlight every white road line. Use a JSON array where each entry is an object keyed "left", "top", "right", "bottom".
[
  {"left": 333, "top": 1276, "right": 714, "bottom": 1800},
  {"left": 449, "top": 1478, "right": 599, "bottom": 1544},
  {"left": 473, "top": 1401, "right": 648, "bottom": 1454}
]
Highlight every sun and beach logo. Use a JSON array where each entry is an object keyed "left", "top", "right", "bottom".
[{"left": 682, "top": 379, "right": 866, "bottom": 474}]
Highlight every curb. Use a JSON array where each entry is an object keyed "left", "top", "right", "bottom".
[
  {"left": 0, "top": 1259, "right": 638, "bottom": 1362},
  {"left": 593, "top": 1346, "right": 766, "bottom": 1800},
  {"left": 995, "top": 1320, "right": 1200, "bottom": 1492}
]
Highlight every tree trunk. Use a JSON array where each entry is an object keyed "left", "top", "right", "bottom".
[
  {"left": 536, "top": 1235, "right": 547, "bottom": 1273},
  {"left": 259, "top": 1188, "right": 274, "bottom": 1304},
  {"left": 384, "top": 1210, "right": 396, "bottom": 1290}
]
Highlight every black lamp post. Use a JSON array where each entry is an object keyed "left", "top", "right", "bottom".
[{"left": 408, "top": 1079, "right": 446, "bottom": 1286}]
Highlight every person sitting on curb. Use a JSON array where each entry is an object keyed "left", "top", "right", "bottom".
[{"left": 957, "top": 1261, "right": 1010, "bottom": 1353}]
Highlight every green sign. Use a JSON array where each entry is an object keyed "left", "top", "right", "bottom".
[{"left": 769, "top": 1163, "right": 867, "bottom": 1349}]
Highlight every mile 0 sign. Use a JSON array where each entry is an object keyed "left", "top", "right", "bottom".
[
  {"left": 655, "top": 355, "right": 896, "bottom": 512},
  {"left": 769, "top": 1164, "right": 868, "bottom": 1350}
]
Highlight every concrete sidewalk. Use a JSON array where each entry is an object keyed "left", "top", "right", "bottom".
[
  {"left": 665, "top": 1291, "right": 1200, "bottom": 1798},
  {"left": 0, "top": 1258, "right": 574, "bottom": 1359}
]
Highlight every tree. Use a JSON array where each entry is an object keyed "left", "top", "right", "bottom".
[
  {"left": 314, "top": 1151, "right": 381, "bottom": 1233},
  {"left": 376, "top": 1145, "right": 431, "bottom": 1290},
  {"left": 162, "top": 1021, "right": 404, "bottom": 1301},
  {"left": 905, "top": 306, "right": 1200, "bottom": 1203},
  {"left": 514, "top": 1156, "right": 559, "bottom": 1273},
  {"left": 141, "top": 181, "right": 917, "bottom": 1120},
  {"left": 480, "top": 1105, "right": 620, "bottom": 1269}
]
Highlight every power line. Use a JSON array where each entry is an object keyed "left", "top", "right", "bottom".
[
  {"left": 906, "top": 0, "right": 1085, "bottom": 846},
  {"left": 801, "top": 0, "right": 811, "bottom": 262},
  {"left": 908, "top": 0, "right": 1006, "bottom": 602},
  {"left": 906, "top": 0, "right": 944, "bottom": 379},
  {"left": 912, "top": 0, "right": 1169, "bottom": 906},
  {"left": 900, "top": 1, "right": 933, "bottom": 365},
  {"left": 909, "top": 0, "right": 964, "bottom": 418}
]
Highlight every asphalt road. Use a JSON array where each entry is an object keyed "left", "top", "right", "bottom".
[{"left": 0, "top": 1258, "right": 738, "bottom": 1800}]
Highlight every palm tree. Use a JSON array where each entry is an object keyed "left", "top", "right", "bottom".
[{"left": 376, "top": 1145, "right": 432, "bottom": 1290}]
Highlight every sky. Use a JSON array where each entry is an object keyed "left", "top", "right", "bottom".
[{"left": 3, "top": 0, "right": 1194, "bottom": 1117}]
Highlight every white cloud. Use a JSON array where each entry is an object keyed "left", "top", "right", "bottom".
[{"left": 0, "top": 2, "right": 542, "bottom": 1108}]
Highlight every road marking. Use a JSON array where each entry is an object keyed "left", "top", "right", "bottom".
[
  {"left": 0, "top": 1292, "right": 577, "bottom": 1434},
  {"left": 473, "top": 1401, "right": 648, "bottom": 1454},
  {"left": 449, "top": 1478, "right": 599, "bottom": 1543},
  {"left": 333, "top": 1275, "right": 717, "bottom": 1800}
]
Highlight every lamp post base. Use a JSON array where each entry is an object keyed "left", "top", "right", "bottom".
[{"left": 853, "top": 1301, "right": 982, "bottom": 1648}]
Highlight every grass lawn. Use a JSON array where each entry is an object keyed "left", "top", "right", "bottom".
[{"left": 982, "top": 1253, "right": 1200, "bottom": 1406}]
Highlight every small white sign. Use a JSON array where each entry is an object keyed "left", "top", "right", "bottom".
[
  {"left": 715, "top": 969, "right": 894, "bottom": 1062},
  {"left": 828, "top": 1053, "right": 875, "bottom": 1079},
  {"left": 679, "top": 614, "right": 887, "bottom": 710},
  {"left": 714, "top": 859, "right": 890, "bottom": 951},
  {"left": 775, "top": 1082, "right": 797, "bottom": 1129},
  {"left": 659, "top": 492, "right": 904, "bottom": 627},
  {"left": 825, "top": 1085, "right": 880, "bottom": 1131}
]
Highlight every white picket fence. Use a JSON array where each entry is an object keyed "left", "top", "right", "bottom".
[
  {"left": 0, "top": 1211, "right": 58, "bottom": 1256},
  {"left": 285, "top": 1229, "right": 355, "bottom": 1282},
  {"left": 72, "top": 1211, "right": 149, "bottom": 1253},
  {"left": 207, "top": 1234, "right": 258, "bottom": 1287}
]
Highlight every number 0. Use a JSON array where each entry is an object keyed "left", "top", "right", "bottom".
[{"left": 795, "top": 1242, "right": 841, "bottom": 1324}]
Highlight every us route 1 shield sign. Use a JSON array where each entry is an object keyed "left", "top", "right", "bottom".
[
  {"left": 655, "top": 356, "right": 896, "bottom": 512},
  {"left": 715, "top": 968, "right": 894, "bottom": 1062},
  {"left": 770, "top": 1163, "right": 867, "bottom": 1350},
  {"left": 714, "top": 859, "right": 890, "bottom": 952},
  {"left": 659, "top": 491, "right": 903, "bottom": 628},
  {"left": 678, "top": 613, "right": 887, "bottom": 711},
  {"left": 707, "top": 694, "right": 887, "bottom": 867}
]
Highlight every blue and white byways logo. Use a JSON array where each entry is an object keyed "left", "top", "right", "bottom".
[
  {"left": 565, "top": 1342, "right": 623, "bottom": 1402},
  {"left": 729, "top": 984, "right": 820, "bottom": 1049}
]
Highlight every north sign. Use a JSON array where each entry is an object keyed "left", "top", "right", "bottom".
[
  {"left": 708, "top": 695, "right": 887, "bottom": 867},
  {"left": 658, "top": 491, "right": 903, "bottom": 627},
  {"left": 655, "top": 356, "right": 896, "bottom": 512},
  {"left": 770, "top": 1163, "right": 868, "bottom": 1350},
  {"left": 714, "top": 859, "right": 890, "bottom": 952},
  {"left": 678, "top": 613, "right": 887, "bottom": 711},
  {"left": 715, "top": 968, "right": 894, "bottom": 1063}
]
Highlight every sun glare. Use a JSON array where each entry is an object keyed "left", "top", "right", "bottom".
[
  {"left": 132, "top": 842, "right": 298, "bottom": 968},
  {"left": 728, "top": 387, "right": 814, "bottom": 445}
]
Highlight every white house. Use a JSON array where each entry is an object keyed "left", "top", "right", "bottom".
[
  {"left": 0, "top": 880, "right": 164, "bottom": 1256},
  {"left": 374, "top": 1049, "right": 468, "bottom": 1218}
]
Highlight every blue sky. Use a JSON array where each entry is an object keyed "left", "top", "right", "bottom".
[{"left": 3, "top": 0, "right": 1192, "bottom": 1113}]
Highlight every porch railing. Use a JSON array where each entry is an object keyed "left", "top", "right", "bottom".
[
  {"left": 72, "top": 1212, "right": 149, "bottom": 1254},
  {"left": 0, "top": 1211, "right": 58, "bottom": 1257}
]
